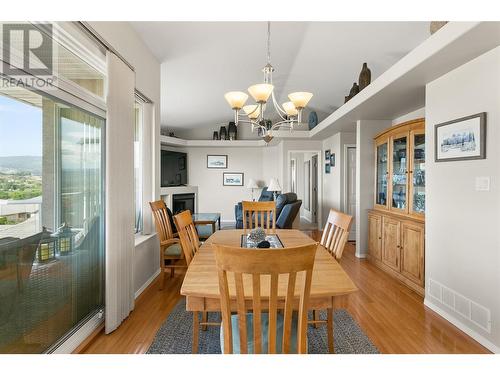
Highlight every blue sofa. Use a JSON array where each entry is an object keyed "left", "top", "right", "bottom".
[{"left": 234, "top": 188, "right": 302, "bottom": 229}]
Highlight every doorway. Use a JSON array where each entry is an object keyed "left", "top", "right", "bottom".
[
  {"left": 344, "top": 145, "right": 357, "bottom": 241},
  {"left": 288, "top": 151, "right": 321, "bottom": 230}
]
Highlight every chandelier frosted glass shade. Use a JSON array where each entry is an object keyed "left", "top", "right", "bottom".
[
  {"left": 224, "top": 91, "right": 248, "bottom": 110},
  {"left": 243, "top": 105, "right": 261, "bottom": 120},
  {"left": 248, "top": 83, "right": 274, "bottom": 103},
  {"left": 288, "top": 92, "right": 313, "bottom": 109},
  {"left": 282, "top": 101, "right": 298, "bottom": 116}
]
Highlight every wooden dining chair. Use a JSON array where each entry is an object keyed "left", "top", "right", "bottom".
[
  {"left": 174, "top": 209, "right": 215, "bottom": 336},
  {"left": 241, "top": 201, "right": 276, "bottom": 232},
  {"left": 150, "top": 200, "right": 184, "bottom": 290},
  {"left": 319, "top": 208, "right": 353, "bottom": 260},
  {"left": 213, "top": 243, "right": 317, "bottom": 354},
  {"left": 173, "top": 210, "right": 201, "bottom": 266},
  {"left": 311, "top": 208, "right": 353, "bottom": 335}
]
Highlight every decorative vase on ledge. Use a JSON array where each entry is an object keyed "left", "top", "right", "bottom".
[
  {"left": 358, "top": 62, "right": 371, "bottom": 91},
  {"left": 228, "top": 121, "right": 237, "bottom": 140},
  {"left": 213, "top": 131, "right": 219, "bottom": 140},
  {"left": 349, "top": 82, "right": 360, "bottom": 98},
  {"left": 219, "top": 125, "right": 227, "bottom": 140}
]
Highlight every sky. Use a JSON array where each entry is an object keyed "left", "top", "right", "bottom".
[{"left": 0, "top": 94, "right": 42, "bottom": 157}]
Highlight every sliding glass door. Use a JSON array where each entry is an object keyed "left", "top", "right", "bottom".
[{"left": 0, "top": 87, "right": 105, "bottom": 353}]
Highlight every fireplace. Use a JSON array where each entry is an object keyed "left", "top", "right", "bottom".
[{"left": 172, "top": 193, "right": 195, "bottom": 215}]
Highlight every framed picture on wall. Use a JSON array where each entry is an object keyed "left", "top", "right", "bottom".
[
  {"left": 325, "top": 164, "right": 331, "bottom": 174},
  {"left": 325, "top": 149, "right": 330, "bottom": 161},
  {"left": 207, "top": 154, "right": 228, "bottom": 168},
  {"left": 223, "top": 172, "right": 244, "bottom": 186},
  {"left": 435, "top": 112, "right": 486, "bottom": 162},
  {"left": 330, "top": 153, "right": 335, "bottom": 167}
]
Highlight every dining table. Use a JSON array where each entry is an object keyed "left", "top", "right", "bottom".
[{"left": 180, "top": 229, "right": 358, "bottom": 353}]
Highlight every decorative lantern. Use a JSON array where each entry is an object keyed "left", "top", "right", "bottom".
[
  {"left": 36, "top": 227, "right": 57, "bottom": 262},
  {"left": 56, "top": 222, "right": 74, "bottom": 255}
]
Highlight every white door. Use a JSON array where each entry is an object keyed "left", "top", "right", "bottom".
[{"left": 346, "top": 147, "right": 357, "bottom": 241}]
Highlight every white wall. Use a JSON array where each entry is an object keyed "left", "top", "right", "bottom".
[
  {"left": 88, "top": 22, "right": 162, "bottom": 297},
  {"left": 186, "top": 147, "right": 264, "bottom": 223},
  {"left": 322, "top": 132, "right": 356, "bottom": 225},
  {"left": 356, "top": 120, "right": 392, "bottom": 258},
  {"left": 424, "top": 46, "right": 500, "bottom": 353},
  {"left": 392, "top": 107, "right": 425, "bottom": 125}
]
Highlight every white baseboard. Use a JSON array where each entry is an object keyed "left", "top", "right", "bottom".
[
  {"left": 51, "top": 311, "right": 104, "bottom": 354},
  {"left": 135, "top": 268, "right": 161, "bottom": 299},
  {"left": 355, "top": 251, "right": 368, "bottom": 259},
  {"left": 424, "top": 298, "right": 499, "bottom": 353}
]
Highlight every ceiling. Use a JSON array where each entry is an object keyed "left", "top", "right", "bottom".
[{"left": 130, "top": 22, "right": 431, "bottom": 131}]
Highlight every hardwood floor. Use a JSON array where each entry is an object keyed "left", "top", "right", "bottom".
[{"left": 82, "top": 231, "right": 490, "bottom": 354}]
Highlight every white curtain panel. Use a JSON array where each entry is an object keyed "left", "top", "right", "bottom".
[{"left": 105, "top": 52, "right": 136, "bottom": 333}]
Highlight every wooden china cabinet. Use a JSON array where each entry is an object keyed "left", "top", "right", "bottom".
[{"left": 368, "top": 118, "right": 425, "bottom": 296}]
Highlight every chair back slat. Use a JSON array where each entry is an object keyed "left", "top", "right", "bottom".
[
  {"left": 282, "top": 271, "right": 296, "bottom": 353},
  {"left": 320, "top": 209, "right": 353, "bottom": 260},
  {"left": 234, "top": 272, "right": 248, "bottom": 354},
  {"left": 214, "top": 243, "right": 317, "bottom": 354},
  {"left": 252, "top": 274, "right": 262, "bottom": 354},
  {"left": 173, "top": 210, "right": 200, "bottom": 265},
  {"left": 149, "top": 200, "right": 174, "bottom": 243},
  {"left": 242, "top": 201, "right": 276, "bottom": 232}
]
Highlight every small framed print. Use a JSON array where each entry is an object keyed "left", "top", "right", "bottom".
[
  {"left": 223, "top": 172, "right": 244, "bottom": 186},
  {"left": 435, "top": 112, "right": 486, "bottom": 162},
  {"left": 207, "top": 154, "right": 228, "bottom": 169},
  {"left": 330, "top": 153, "right": 335, "bottom": 167},
  {"left": 325, "top": 149, "right": 331, "bottom": 161}
]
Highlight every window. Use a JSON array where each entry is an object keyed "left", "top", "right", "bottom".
[
  {"left": 134, "top": 100, "right": 143, "bottom": 234},
  {"left": 0, "top": 86, "right": 105, "bottom": 353},
  {"left": 0, "top": 21, "right": 106, "bottom": 353}
]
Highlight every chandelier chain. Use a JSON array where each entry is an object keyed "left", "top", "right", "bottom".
[{"left": 267, "top": 21, "right": 271, "bottom": 65}]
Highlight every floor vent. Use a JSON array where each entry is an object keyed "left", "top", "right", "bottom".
[{"left": 428, "top": 278, "right": 491, "bottom": 333}]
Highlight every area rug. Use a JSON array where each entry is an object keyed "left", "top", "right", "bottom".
[{"left": 147, "top": 299, "right": 378, "bottom": 354}]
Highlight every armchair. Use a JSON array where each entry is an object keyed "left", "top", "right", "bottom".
[{"left": 235, "top": 190, "right": 302, "bottom": 229}]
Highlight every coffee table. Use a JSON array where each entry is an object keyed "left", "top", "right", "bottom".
[{"left": 192, "top": 213, "right": 221, "bottom": 239}]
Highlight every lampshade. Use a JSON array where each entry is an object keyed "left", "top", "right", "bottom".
[
  {"left": 248, "top": 83, "right": 274, "bottom": 103},
  {"left": 243, "top": 105, "right": 261, "bottom": 120},
  {"left": 246, "top": 178, "right": 259, "bottom": 189},
  {"left": 224, "top": 91, "right": 248, "bottom": 110},
  {"left": 282, "top": 101, "right": 298, "bottom": 116},
  {"left": 288, "top": 92, "right": 313, "bottom": 109},
  {"left": 267, "top": 178, "right": 282, "bottom": 192}
]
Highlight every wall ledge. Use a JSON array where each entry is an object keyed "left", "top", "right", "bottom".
[{"left": 134, "top": 233, "right": 156, "bottom": 247}]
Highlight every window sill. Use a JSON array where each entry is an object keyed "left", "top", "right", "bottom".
[{"left": 134, "top": 233, "right": 156, "bottom": 247}]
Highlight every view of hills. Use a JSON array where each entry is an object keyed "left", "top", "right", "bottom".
[{"left": 0, "top": 156, "right": 42, "bottom": 176}]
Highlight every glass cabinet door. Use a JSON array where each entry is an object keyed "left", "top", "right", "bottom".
[
  {"left": 411, "top": 132, "right": 425, "bottom": 214},
  {"left": 375, "top": 142, "right": 388, "bottom": 207},
  {"left": 392, "top": 135, "right": 408, "bottom": 211}
]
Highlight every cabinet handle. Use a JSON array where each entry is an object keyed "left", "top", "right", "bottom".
[{"left": 378, "top": 237, "right": 382, "bottom": 240}]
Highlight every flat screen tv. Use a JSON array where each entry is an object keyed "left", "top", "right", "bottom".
[{"left": 161, "top": 150, "right": 188, "bottom": 187}]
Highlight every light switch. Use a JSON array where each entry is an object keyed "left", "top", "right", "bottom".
[{"left": 475, "top": 176, "right": 490, "bottom": 191}]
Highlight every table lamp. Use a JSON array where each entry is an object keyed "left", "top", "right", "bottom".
[
  {"left": 267, "top": 178, "right": 282, "bottom": 200},
  {"left": 247, "top": 178, "right": 259, "bottom": 201}
]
